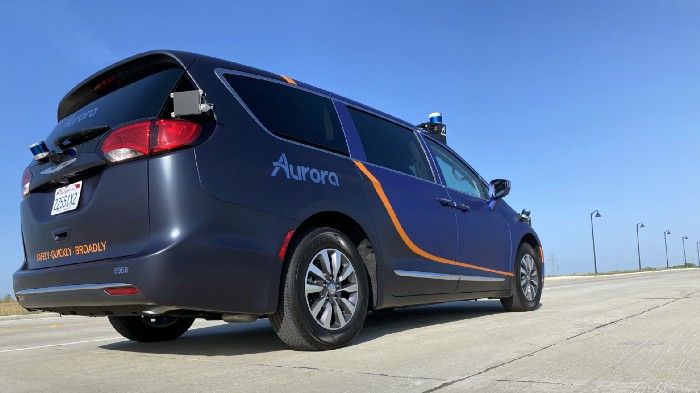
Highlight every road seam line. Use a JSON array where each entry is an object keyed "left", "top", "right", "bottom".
[
  {"left": 248, "top": 362, "right": 445, "bottom": 382},
  {"left": 494, "top": 379, "right": 573, "bottom": 386}
]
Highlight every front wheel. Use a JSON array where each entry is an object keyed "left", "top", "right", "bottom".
[
  {"left": 270, "top": 227, "right": 369, "bottom": 351},
  {"left": 500, "top": 243, "right": 543, "bottom": 311},
  {"left": 108, "top": 315, "right": 194, "bottom": 342}
]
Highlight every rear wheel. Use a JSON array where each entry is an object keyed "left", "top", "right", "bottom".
[
  {"left": 270, "top": 227, "right": 369, "bottom": 351},
  {"left": 108, "top": 315, "right": 194, "bottom": 342},
  {"left": 500, "top": 243, "right": 542, "bottom": 311}
]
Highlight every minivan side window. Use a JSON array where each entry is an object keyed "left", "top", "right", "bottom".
[
  {"left": 425, "top": 138, "right": 488, "bottom": 199},
  {"left": 224, "top": 74, "right": 348, "bottom": 155},
  {"left": 348, "top": 108, "right": 433, "bottom": 181}
]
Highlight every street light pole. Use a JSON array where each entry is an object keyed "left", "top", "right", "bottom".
[
  {"left": 682, "top": 235, "right": 688, "bottom": 265},
  {"left": 590, "top": 210, "right": 602, "bottom": 274},
  {"left": 696, "top": 241, "right": 700, "bottom": 268},
  {"left": 636, "top": 222, "right": 645, "bottom": 270},
  {"left": 663, "top": 230, "right": 671, "bottom": 268}
]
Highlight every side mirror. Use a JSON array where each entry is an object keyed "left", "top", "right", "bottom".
[{"left": 489, "top": 179, "right": 511, "bottom": 199}]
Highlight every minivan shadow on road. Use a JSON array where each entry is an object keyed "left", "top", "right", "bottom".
[{"left": 100, "top": 300, "right": 506, "bottom": 356}]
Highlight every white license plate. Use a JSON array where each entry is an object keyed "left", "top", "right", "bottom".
[{"left": 51, "top": 181, "right": 82, "bottom": 216}]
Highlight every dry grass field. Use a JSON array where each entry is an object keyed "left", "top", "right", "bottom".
[{"left": 0, "top": 300, "right": 29, "bottom": 316}]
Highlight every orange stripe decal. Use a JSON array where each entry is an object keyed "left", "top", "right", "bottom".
[
  {"left": 281, "top": 75, "right": 297, "bottom": 85},
  {"left": 354, "top": 160, "right": 513, "bottom": 277}
]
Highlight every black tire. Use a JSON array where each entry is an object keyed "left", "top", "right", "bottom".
[
  {"left": 270, "top": 227, "right": 370, "bottom": 351},
  {"left": 500, "top": 243, "right": 543, "bottom": 312},
  {"left": 108, "top": 316, "right": 194, "bottom": 342}
]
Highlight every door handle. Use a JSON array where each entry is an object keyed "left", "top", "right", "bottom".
[
  {"left": 454, "top": 203, "right": 471, "bottom": 212},
  {"left": 436, "top": 197, "right": 470, "bottom": 212},
  {"left": 436, "top": 197, "right": 451, "bottom": 206}
]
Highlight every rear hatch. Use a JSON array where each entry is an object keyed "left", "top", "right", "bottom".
[{"left": 22, "top": 59, "right": 187, "bottom": 270}]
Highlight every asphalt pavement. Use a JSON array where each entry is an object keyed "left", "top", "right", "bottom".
[{"left": 0, "top": 268, "right": 698, "bottom": 392}]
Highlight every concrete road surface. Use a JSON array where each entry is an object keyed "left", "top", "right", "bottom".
[{"left": 1, "top": 269, "right": 698, "bottom": 392}]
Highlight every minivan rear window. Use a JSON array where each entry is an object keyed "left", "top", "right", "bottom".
[
  {"left": 348, "top": 108, "right": 433, "bottom": 181},
  {"left": 47, "top": 67, "right": 184, "bottom": 150},
  {"left": 224, "top": 74, "right": 348, "bottom": 155}
]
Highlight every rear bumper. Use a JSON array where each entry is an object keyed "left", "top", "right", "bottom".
[
  {"left": 15, "top": 283, "right": 155, "bottom": 315},
  {"left": 13, "top": 212, "right": 293, "bottom": 316}
]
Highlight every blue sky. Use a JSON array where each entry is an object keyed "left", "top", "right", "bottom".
[{"left": 1, "top": 1, "right": 699, "bottom": 294}]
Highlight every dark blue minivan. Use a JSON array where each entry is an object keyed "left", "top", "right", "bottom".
[{"left": 15, "top": 51, "right": 543, "bottom": 350}]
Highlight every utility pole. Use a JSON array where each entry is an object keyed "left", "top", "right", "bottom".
[
  {"left": 590, "top": 210, "right": 602, "bottom": 274},
  {"left": 663, "top": 230, "right": 671, "bottom": 268},
  {"left": 636, "top": 222, "right": 645, "bottom": 270}
]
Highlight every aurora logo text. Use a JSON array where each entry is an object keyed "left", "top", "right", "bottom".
[{"left": 271, "top": 153, "right": 339, "bottom": 187}]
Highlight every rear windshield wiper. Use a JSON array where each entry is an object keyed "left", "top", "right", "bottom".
[{"left": 55, "top": 126, "right": 110, "bottom": 149}]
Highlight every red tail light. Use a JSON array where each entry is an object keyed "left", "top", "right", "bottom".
[
  {"left": 153, "top": 119, "right": 202, "bottom": 153},
  {"left": 101, "top": 119, "right": 202, "bottom": 163},
  {"left": 101, "top": 120, "right": 151, "bottom": 162},
  {"left": 21, "top": 167, "right": 32, "bottom": 197}
]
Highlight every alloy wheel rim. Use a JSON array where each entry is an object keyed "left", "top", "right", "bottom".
[
  {"left": 304, "top": 248, "right": 359, "bottom": 330},
  {"left": 520, "top": 254, "right": 539, "bottom": 301}
]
